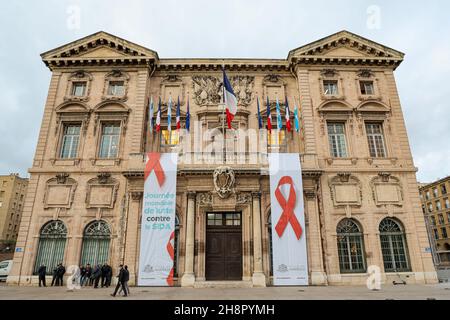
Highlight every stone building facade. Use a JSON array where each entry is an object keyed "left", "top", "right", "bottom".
[
  {"left": 7, "top": 30, "right": 437, "bottom": 286},
  {"left": 419, "top": 176, "right": 450, "bottom": 267},
  {"left": 0, "top": 174, "right": 28, "bottom": 253}
]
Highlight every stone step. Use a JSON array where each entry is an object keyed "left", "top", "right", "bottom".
[{"left": 194, "top": 281, "right": 253, "bottom": 289}]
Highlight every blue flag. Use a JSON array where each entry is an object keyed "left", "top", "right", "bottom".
[
  {"left": 186, "top": 97, "right": 190, "bottom": 133},
  {"left": 257, "top": 97, "right": 263, "bottom": 129}
]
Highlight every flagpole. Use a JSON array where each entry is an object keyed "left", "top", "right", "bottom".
[{"left": 222, "top": 62, "right": 226, "bottom": 163}]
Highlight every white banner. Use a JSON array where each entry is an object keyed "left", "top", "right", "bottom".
[
  {"left": 138, "top": 153, "right": 178, "bottom": 286},
  {"left": 269, "top": 153, "right": 308, "bottom": 286}
]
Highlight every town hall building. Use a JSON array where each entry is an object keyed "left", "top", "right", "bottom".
[{"left": 7, "top": 30, "right": 438, "bottom": 287}]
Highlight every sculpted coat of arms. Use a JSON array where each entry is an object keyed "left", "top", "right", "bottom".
[
  {"left": 192, "top": 75, "right": 254, "bottom": 106},
  {"left": 213, "top": 166, "right": 235, "bottom": 199}
]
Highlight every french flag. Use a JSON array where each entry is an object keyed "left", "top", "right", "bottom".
[
  {"left": 176, "top": 96, "right": 181, "bottom": 131},
  {"left": 266, "top": 96, "right": 272, "bottom": 133},
  {"left": 223, "top": 68, "right": 238, "bottom": 129},
  {"left": 285, "top": 96, "right": 291, "bottom": 132},
  {"left": 156, "top": 97, "right": 161, "bottom": 133},
  {"left": 167, "top": 96, "right": 172, "bottom": 132}
]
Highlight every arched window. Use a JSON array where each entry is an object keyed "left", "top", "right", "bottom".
[
  {"left": 267, "top": 213, "right": 273, "bottom": 276},
  {"left": 80, "top": 220, "right": 111, "bottom": 266},
  {"left": 379, "top": 218, "right": 410, "bottom": 272},
  {"left": 34, "top": 220, "right": 67, "bottom": 274},
  {"left": 336, "top": 219, "right": 366, "bottom": 273},
  {"left": 174, "top": 214, "right": 180, "bottom": 277}
]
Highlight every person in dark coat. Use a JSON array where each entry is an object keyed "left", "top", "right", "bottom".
[
  {"left": 79, "top": 265, "right": 86, "bottom": 286},
  {"left": 111, "top": 264, "right": 127, "bottom": 297},
  {"left": 84, "top": 264, "right": 92, "bottom": 286},
  {"left": 101, "top": 263, "right": 108, "bottom": 287},
  {"left": 51, "top": 264, "right": 60, "bottom": 286},
  {"left": 104, "top": 263, "right": 112, "bottom": 288},
  {"left": 92, "top": 264, "right": 102, "bottom": 288},
  {"left": 56, "top": 263, "right": 66, "bottom": 286},
  {"left": 121, "top": 265, "right": 130, "bottom": 296},
  {"left": 38, "top": 265, "right": 46, "bottom": 287}
]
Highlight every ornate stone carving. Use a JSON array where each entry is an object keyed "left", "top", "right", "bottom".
[
  {"left": 192, "top": 75, "right": 254, "bottom": 106},
  {"left": 130, "top": 191, "right": 143, "bottom": 201},
  {"left": 370, "top": 174, "right": 403, "bottom": 207},
  {"left": 231, "top": 76, "right": 254, "bottom": 106},
  {"left": 357, "top": 69, "right": 374, "bottom": 78},
  {"left": 197, "top": 192, "right": 212, "bottom": 206},
  {"left": 321, "top": 69, "right": 339, "bottom": 78},
  {"left": 192, "top": 76, "right": 223, "bottom": 106},
  {"left": 213, "top": 166, "right": 236, "bottom": 199},
  {"left": 97, "top": 172, "right": 112, "bottom": 184},
  {"left": 236, "top": 192, "right": 252, "bottom": 205},
  {"left": 328, "top": 174, "right": 362, "bottom": 207},
  {"left": 56, "top": 173, "right": 70, "bottom": 184},
  {"left": 263, "top": 74, "right": 280, "bottom": 83},
  {"left": 44, "top": 176, "right": 77, "bottom": 209}
]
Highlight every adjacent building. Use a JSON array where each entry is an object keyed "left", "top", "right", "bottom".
[
  {"left": 0, "top": 174, "right": 28, "bottom": 253},
  {"left": 7, "top": 30, "right": 437, "bottom": 286},
  {"left": 419, "top": 176, "right": 450, "bottom": 267}
]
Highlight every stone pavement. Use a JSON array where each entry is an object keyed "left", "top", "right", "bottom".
[{"left": 0, "top": 282, "right": 450, "bottom": 300}]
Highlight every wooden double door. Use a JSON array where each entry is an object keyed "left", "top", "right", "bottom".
[{"left": 205, "top": 213, "right": 242, "bottom": 281}]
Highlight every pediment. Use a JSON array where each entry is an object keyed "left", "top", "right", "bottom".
[
  {"left": 318, "top": 100, "right": 353, "bottom": 113},
  {"left": 288, "top": 30, "right": 404, "bottom": 66},
  {"left": 41, "top": 31, "right": 159, "bottom": 69},
  {"left": 56, "top": 102, "right": 90, "bottom": 113},
  {"left": 356, "top": 101, "right": 390, "bottom": 113},
  {"left": 94, "top": 102, "right": 130, "bottom": 113}
]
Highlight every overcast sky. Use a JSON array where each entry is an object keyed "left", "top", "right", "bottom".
[{"left": 0, "top": 0, "right": 449, "bottom": 183}]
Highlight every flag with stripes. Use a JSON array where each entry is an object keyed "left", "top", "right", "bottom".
[
  {"left": 266, "top": 96, "right": 272, "bottom": 133},
  {"left": 167, "top": 96, "right": 172, "bottom": 132},
  {"left": 285, "top": 96, "right": 291, "bottom": 132},
  {"left": 176, "top": 96, "right": 181, "bottom": 131},
  {"left": 276, "top": 97, "right": 282, "bottom": 130},
  {"left": 223, "top": 68, "right": 238, "bottom": 129},
  {"left": 156, "top": 97, "right": 161, "bottom": 133},
  {"left": 257, "top": 96, "right": 263, "bottom": 130},
  {"left": 186, "top": 97, "right": 190, "bottom": 133},
  {"left": 149, "top": 96, "right": 154, "bottom": 133}
]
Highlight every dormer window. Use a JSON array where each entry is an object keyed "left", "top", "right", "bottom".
[
  {"left": 360, "top": 81, "right": 374, "bottom": 95},
  {"left": 108, "top": 81, "right": 125, "bottom": 96},
  {"left": 323, "top": 80, "right": 338, "bottom": 95},
  {"left": 71, "top": 81, "right": 87, "bottom": 97}
]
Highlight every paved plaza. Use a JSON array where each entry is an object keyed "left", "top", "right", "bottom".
[{"left": 0, "top": 282, "right": 449, "bottom": 300}]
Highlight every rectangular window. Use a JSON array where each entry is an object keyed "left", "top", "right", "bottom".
[
  {"left": 360, "top": 81, "right": 374, "bottom": 95},
  {"left": 441, "top": 184, "right": 447, "bottom": 195},
  {"left": 428, "top": 203, "right": 433, "bottom": 213},
  {"left": 426, "top": 191, "right": 430, "bottom": 200},
  {"left": 268, "top": 129, "right": 286, "bottom": 147},
  {"left": 447, "top": 212, "right": 450, "bottom": 223},
  {"left": 433, "top": 188, "right": 438, "bottom": 198},
  {"left": 60, "top": 124, "right": 81, "bottom": 159},
  {"left": 99, "top": 123, "right": 121, "bottom": 159},
  {"left": 436, "top": 201, "right": 442, "bottom": 211},
  {"left": 323, "top": 80, "right": 338, "bottom": 95},
  {"left": 365, "top": 123, "right": 387, "bottom": 158},
  {"left": 438, "top": 214, "right": 445, "bottom": 225},
  {"left": 434, "top": 229, "right": 439, "bottom": 240},
  {"left": 430, "top": 216, "right": 436, "bottom": 226},
  {"left": 445, "top": 198, "right": 449, "bottom": 209},
  {"left": 72, "top": 82, "right": 87, "bottom": 97},
  {"left": 441, "top": 228, "right": 448, "bottom": 239},
  {"left": 161, "top": 129, "right": 180, "bottom": 146},
  {"left": 327, "top": 123, "right": 348, "bottom": 158},
  {"left": 107, "top": 81, "right": 125, "bottom": 96}
]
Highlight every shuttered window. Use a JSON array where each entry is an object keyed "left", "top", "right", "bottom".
[{"left": 34, "top": 220, "right": 67, "bottom": 275}]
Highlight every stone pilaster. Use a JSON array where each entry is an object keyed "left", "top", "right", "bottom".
[
  {"left": 251, "top": 192, "right": 266, "bottom": 287},
  {"left": 123, "top": 191, "right": 142, "bottom": 285},
  {"left": 181, "top": 192, "right": 196, "bottom": 287}
]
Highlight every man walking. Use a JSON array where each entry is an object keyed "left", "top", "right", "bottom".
[
  {"left": 92, "top": 264, "right": 102, "bottom": 288},
  {"left": 111, "top": 264, "right": 127, "bottom": 297},
  {"left": 38, "top": 265, "right": 46, "bottom": 287},
  {"left": 104, "top": 263, "right": 112, "bottom": 288}
]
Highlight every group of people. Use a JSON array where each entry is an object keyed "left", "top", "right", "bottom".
[
  {"left": 37, "top": 263, "right": 66, "bottom": 287},
  {"left": 36, "top": 262, "right": 131, "bottom": 297},
  {"left": 79, "top": 263, "right": 113, "bottom": 288}
]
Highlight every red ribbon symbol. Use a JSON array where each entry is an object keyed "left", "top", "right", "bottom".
[
  {"left": 144, "top": 153, "right": 166, "bottom": 187},
  {"left": 166, "top": 231, "right": 175, "bottom": 286},
  {"left": 275, "top": 176, "right": 303, "bottom": 240}
]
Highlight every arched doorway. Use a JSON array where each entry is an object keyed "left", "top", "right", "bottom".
[
  {"left": 34, "top": 220, "right": 67, "bottom": 274},
  {"left": 80, "top": 220, "right": 111, "bottom": 266}
]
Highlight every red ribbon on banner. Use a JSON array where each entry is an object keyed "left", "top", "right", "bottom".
[
  {"left": 166, "top": 231, "right": 175, "bottom": 286},
  {"left": 144, "top": 153, "right": 166, "bottom": 187},
  {"left": 274, "top": 176, "right": 302, "bottom": 240}
]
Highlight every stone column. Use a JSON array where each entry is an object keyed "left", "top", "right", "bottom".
[
  {"left": 252, "top": 192, "right": 266, "bottom": 287},
  {"left": 124, "top": 191, "right": 142, "bottom": 286},
  {"left": 181, "top": 192, "right": 196, "bottom": 287}
]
